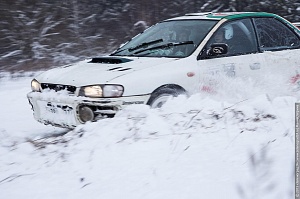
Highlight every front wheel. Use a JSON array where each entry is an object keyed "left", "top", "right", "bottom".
[{"left": 147, "top": 88, "right": 184, "bottom": 108}]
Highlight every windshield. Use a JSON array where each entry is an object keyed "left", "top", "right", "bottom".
[{"left": 111, "top": 20, "right": 217, "bottom": 58}]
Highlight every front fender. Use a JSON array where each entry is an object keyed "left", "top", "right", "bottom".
[{"left": 108, "top": 57, "right": 199, "bottom": 96}]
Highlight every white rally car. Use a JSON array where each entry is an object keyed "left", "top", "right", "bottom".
[{"left": 27, "top": 12, "right": 300, "bottom": 128}]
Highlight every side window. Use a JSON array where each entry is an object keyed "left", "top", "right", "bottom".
[
  {"left": 253, "top": 18, "right": 300, "bottom": 51},
  {"left": 203, "top": 18, "right": 258, "bottom": 58}
]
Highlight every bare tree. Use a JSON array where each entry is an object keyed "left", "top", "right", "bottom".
[{"left": 0, "top": 0, "right": 299, "bottom": 72}]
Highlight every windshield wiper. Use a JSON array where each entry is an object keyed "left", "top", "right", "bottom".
[
  {"left": 128, "top": 39, "right": 163, "bottom": 52},
  {"left": 133, "top": 41, "right": 194, "bottom": 55},
  {"left": 111, "top": 39, "right": 163, "bottom": 55}
]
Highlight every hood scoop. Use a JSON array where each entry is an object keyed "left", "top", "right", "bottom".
[
  {"left": 89, "top": 57, "right": 133, "bottom": 64},
  {"left": 107, "top": 67, "right": 132, "bottom": 72}
]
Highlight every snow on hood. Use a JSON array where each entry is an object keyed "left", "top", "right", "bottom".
[{"left": 35, "top": 57, "right": 178, "bottom": 86}]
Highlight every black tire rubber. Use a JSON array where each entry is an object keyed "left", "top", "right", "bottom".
[{"left": 147, "top": 87, "right": 184, "bottom": 108}]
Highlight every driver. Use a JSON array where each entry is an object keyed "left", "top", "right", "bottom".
[
  {"left": 209, "top": 24, "right": 234, "bottom": 55},
  {"left": 213, "top": 24, "right": 233, "bottom": 43},
  {"left": 174, "top": 29, "right": 191, "bottom": 56},
  {"left": 177, "top": 30, "right": 190, "bottom": 42},
  {"left": 214, "top": 30, "right": 226, "bottom": 43}
]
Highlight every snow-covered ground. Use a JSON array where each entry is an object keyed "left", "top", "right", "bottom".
[{"left": 0, "top": 72, "right": 297, "bottom": 199}]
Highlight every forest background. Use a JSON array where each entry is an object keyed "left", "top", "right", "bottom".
[{"left": 0, "top": 0, "right": 299, "bottom": 72}]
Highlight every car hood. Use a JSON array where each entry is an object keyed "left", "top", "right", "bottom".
[{"left": 36, "top": 56, "right": 178, "bottom": 87}]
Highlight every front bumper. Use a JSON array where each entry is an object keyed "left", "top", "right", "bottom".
[{"left": 27, "top": 91, "right": 150, "bottom": 128}]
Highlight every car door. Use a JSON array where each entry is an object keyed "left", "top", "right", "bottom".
[
  {"left": 252, "top": 17, "right": 300, "bottom": 89},
  {"left": 197, "top": 18, "right": 265, "bottom": 92}
]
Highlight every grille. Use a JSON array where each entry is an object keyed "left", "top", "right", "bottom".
[{"left": 41, "top": 83, "right": 77, "bottom": 94}]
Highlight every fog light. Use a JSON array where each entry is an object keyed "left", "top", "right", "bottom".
[{"left": 78, "top": 106, "right": 94, "bottom": 123}]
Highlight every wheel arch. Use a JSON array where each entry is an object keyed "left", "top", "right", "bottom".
[{"left": 146, "top": 84, "right": 187, "bottom": 105}]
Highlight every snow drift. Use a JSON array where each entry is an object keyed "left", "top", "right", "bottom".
[{"left": 0, "top": 73, "right": 296, "bottom": 199}]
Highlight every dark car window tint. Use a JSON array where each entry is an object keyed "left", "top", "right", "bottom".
[
  {"left": 202, "top": 18, "right": 257, "bottom": 59},
  {"left": 253, "top": 18, "right": 300, "bottom": 51}
]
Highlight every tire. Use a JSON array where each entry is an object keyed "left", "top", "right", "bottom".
[{"left": 147, "top": 87, "right": 184, "bottom": 108}]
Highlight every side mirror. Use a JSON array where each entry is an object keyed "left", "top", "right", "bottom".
[{"left": 207, "top": 43, "right": 228, "bottom": 56}]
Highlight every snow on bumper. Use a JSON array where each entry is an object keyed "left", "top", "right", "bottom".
[{"left": 27, "top": 91, "right": 150, "bottom": 128}]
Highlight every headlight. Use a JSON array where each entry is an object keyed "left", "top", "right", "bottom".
[
  {"left": 79, "top": 85, "right": 124, "bottom": 98},
  {"left": 103, "top": 85, "right": 124, "bottom": 97},
  {"left": 82, "top": 85, "right": 103, "bottom": 98},
  {"left": 31, "top": 79, "right": 41, "bottom": 92}
]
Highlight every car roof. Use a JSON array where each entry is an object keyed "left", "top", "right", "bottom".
[
  {"left": 162, "top": 12, "right": 300, "bottom": 32},
  {"left": 165, "top": 12, "right": 279, "bottom": 21}
]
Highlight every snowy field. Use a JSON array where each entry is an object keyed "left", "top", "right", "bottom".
[{"left": 0, "top": 72, "right": 297, "bottom": 199}]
